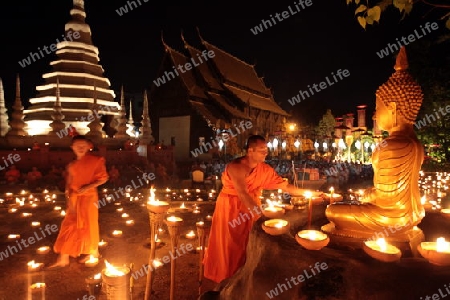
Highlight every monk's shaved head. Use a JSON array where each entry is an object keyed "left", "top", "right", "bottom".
[{"left": 245, "top": 135, "right": 266, "bottom": 150}]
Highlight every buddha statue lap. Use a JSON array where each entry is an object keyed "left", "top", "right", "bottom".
[{"left": 323, "top": 47, "right": 425, "bottom": 241}]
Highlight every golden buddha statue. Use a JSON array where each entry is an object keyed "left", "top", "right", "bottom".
[{"left": 323, "top": 47, "right": 425, "bottom": 243}]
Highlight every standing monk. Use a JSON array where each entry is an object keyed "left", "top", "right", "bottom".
[
  {"left": 203, "top": 135, "right": 309, "bottom": 286},
  {"left": 48, "top": 135, "right": 109, "bottom": 268}
]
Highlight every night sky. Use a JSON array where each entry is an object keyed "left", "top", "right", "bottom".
[{"left": 0, "top": 0, "right": 445, "bottom": 127}]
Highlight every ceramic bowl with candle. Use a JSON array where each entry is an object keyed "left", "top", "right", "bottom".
[
  {"left": 262, "top": 205, "right": 285, "bottom": 219},
  {"left": 112, "top": 230, "right": 123, "bottom": 237},
  {"left": 36, "top": 246, "right": 50, "bottom": 255},
  {"left": 147, "top": 200, "right": 170, "bottom": 214},
  {"left": 363, "top": 238, "right": 402, "bottom": 263},
  {"left": 417, "top": 238, "right": 450, "bottom": 266},
  {"left": 295, "top": 230, "right": 330, "bottom": 250},
  {"left": 27, "top": 260, "right": 44, "bottom": 272},
  {"left": 84, "top": 255, "right": 99, "bottom": 267},
  {"left": 185, "top": 230, "right": 196, "bottom": 239},
  {"left": 262, "top": 219, "right": 290, "bottom": 236}
]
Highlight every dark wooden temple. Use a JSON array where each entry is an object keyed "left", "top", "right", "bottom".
[{"left": 150, "top": 32, "right": 289, "bottom": 161}]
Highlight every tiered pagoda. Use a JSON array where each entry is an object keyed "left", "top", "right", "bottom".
[
  {"left": 24, "top": 0, "right": 119, "bottom": 137},
  {"left": 150, "top": 32, "right": 289, "bottom": 160}
]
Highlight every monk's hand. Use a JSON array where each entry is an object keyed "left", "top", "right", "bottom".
[{"left": 77, "top": 185, "right": 91, "bottom": 194}]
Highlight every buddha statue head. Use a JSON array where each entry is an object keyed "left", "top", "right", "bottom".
[{"left": 375, "top": 47, "right": 423, "bottom": 132}]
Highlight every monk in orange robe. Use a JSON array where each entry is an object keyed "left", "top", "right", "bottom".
[
  {"left": 48, "top": 135, "right": 108, "bottom": 268},
  {"left": 203, "top": 135, "right": 309, "bottom": 285}
]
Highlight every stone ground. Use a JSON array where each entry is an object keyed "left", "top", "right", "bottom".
[
  {"left": 0, "top": 186, "right": 217, "bottom": 300},
  {"left": 1, "top": 181, "right": 449, "bottom": 300}
]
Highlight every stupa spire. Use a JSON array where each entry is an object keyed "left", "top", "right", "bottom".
[
  {"left": 49, "top": 78, "right": 66, "bottom": 136},
  {"left": 139, "top": 89, "right": 154, "bottom": 144},
  {"left": 0, "top": 78, "right": 10, "bottom": 136},
  {"left": 6, "top": 74, "right": 27, "bottom": 136},
  {"left": 86, "top": 83, "right": 104, "bottom": 138},
  {"left": 114, "top": 85, "right": 129, "bottom": 139},
  {"left": 128, "top": 100, "right": 134, "bottom": 125}
]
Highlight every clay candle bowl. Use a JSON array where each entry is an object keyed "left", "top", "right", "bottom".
[
  {"left": 363, "top": 238, "right": 402, "bottom": 262},
  {"left": 418, "top": 237, "right": 450, "bottom": 266},
  {"left": 36, "top": 246, "right": 50, "bottom": 255},
  {"left": 262, "top": 205, "right": 285, "bottom": 219},
  {"left": 147, "top": 200, "right": 170, "bottom": 214},
  {"left": 262, "top": 219, "right": 290, "bottom": 236},
  {"left": 85, "top": 255, "right": 99, "bottom": 267},
  {"left": 98, "top": 240, "right": 108, "bottom": 248},
  {"left": 27, "top": 260, "right": 44, "bottom": 272},
  {"left": 440, "top": 209, "right": 450, "bottom": 220},
  {"left": 185, "top": 230, "right": 196, "bottom": 239},
  {"left": 112, "top": 230, "right": 123, "bottom": 237},
  {"left": 296, "top": 230, "right": 330, "bottom": 250}
]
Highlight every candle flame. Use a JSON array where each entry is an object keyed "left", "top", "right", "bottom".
[
  {"left": 104, "top": 260, "right": 126, "bottom": 277},
  {"left": 436, "top": 237, "right": 450, "bottom": 253},
  {"left": 180, "top": 202, "right": 186, "bottom": 209},
  {"left": 376, "top": 238, "right": 387, "bottom": 252}
]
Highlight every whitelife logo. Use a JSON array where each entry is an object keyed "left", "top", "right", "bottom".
[{"left": 153, "top": 50, "right": 215, "bottom": 87}]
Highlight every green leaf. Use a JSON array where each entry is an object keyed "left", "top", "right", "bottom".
[
  {"left": 357, "top": 16, "right": 366, "bottom": 29},
  {"left": 366, "top": 6, "right": 381, "bottom": 24},
  {"left": 354, "top": 5, "right": 367, "bottom": 15}
]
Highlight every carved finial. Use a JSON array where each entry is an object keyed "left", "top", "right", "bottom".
[
  {"left": 15, "top": 73, "right": 21, "bottom": 101},
  {"left": 394, "top": 47, "right": 409, "bottom": 71},
  {"left": 73, "top": 0, "right": 84, "bottom": 9}
]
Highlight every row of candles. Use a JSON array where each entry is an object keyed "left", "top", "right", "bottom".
[{"left": 259, "top": 185, "right": 450, "bottom": 265}]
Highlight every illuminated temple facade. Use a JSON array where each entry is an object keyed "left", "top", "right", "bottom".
[{"left": 24, "top": 0, "right": 119, "bottom": 136}]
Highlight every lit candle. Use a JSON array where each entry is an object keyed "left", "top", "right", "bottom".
[
  {"left": 166, "top": 216, "right": 183, "bottom": 223},
  {"left": 116, "top": 208, "right": 123, "bottom": 212},
  {"left": 27, "top": 260, "right": 44, "bottom": 272},
  {"left": 98, "top": 240, "right": 108, "bottom": 248},
  {"left": 8, "top": 208, "right": 17, "bottom": 213},
  {"left": 8, "top": 234, "right": 20, "bottom": 239},
  {"left": 54, "top": 206, "right": 61, "bottom": 211},
  {"left": 121, "top": 213, "right": 129, "bottom": 218},
  {"left": 296, "top": 230, "right": 330, "bottom": 250},
  {"left": 193, "top": 209, "right": 201, "bottom": 214},
  {"left": 60, "top": 210, "right": 66, "bottom": 217},
  {"left": 36, "top": 246, "right": 50, "bottom": 254},
  {"left": 31, "top": 221, "right": 40, "bottom": 227},
  {"left": 436, "top": 237, "right": 450, "bottom": 253},
  {"left": 112, "top": 230, "right": 123, "bottom": 237},
  {"left": 185, "top": 230, "right": 196, "bottom": 239},
  {"left": 22, "top": 212, "right": 32, "bottom": 217},
  {"left": 29, "top": 283, "right": 46, "bottom": 294},
  {"left": 85, "top": 255, "right": 99, "bottom": 267},
  {"left": 183, "top": 189, "right": 189, "bottom": 193},
  {"left": 206, "top": 215, "right": 213, "bottom": 221},
  {"left": 262, "top": 219, "right": 289, "bottom": 236},
  {"left": 126, "top": 219, "right": 135, "bottom": 226},
  {"left": 104, "top": 260, "right": 127, "bottom": 277},
  {"left": 195, "top": 189, "right": 201, "bottom": 193},
  {"left": 363, "top": 238, "right": 402, "bottom": 262}
]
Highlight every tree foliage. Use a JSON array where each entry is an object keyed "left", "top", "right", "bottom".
[
  {"left": 346, "top": 0, "right": 450, "bottom": 30},
  {"left": 316, "top": 109, "right": 336, "bottom": 138}
]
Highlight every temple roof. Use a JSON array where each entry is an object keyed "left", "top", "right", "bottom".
[
  {"left": 224, "top": 84, "right": 288, "bottom": 116},
  {"left": 201, "top": 40, "right": 272, "bottom": 97}
]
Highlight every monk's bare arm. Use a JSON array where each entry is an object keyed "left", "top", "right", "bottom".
[{"left": 227, "top": 162, "right": 259, "bottom": 211}]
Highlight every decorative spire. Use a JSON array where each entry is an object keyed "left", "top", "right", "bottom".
[
  {"left": 0, "top": 78, "right": 10, "bottom": 136},
  {"left": 114, "top": 85, "right": 129, "bottom": 139},
  {"left": 86, "top": 83, "right": 104, "bottom": 138},
  {"left": 394, "top": 46, "right": 409, "bottom": 71},
  {"left": 139, "top": 89, "right": 154, "bottom": 144},
  {"left": 128, "top": 100, "right": 134, "bottom": 125},
  {"left": 6, "top": 74, "right": 27, "bottom": 136},
  {"left": 49, "top": 78, "right": 66, "bottom": 136}
]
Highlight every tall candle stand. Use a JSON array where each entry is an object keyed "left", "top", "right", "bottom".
[
  {"left": 196, "top": 220, "right": 211, "bottom": 296},
  {"left": 144, "top": 201, "right": 169, "bottom": 300},
  {"left": 165, "top": 216, "right": 183, "bottom": 300}
]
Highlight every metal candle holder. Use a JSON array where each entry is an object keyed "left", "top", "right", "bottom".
[
  {"left": 165, "top": 216, "right": 183, "bottom": 300},
  {"left": 144, "top": 202, "right": 169, "bottom": 300},
  {"left": 196, "top": 220, "right": 211, "bottom": 296}
]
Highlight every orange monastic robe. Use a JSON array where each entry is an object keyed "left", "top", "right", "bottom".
[
  {"left": 203, "top": 162, "right": 288, "bottom": 283},
  {"left": 53, "top": 154, "right": 108, "bottom": 257}
]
